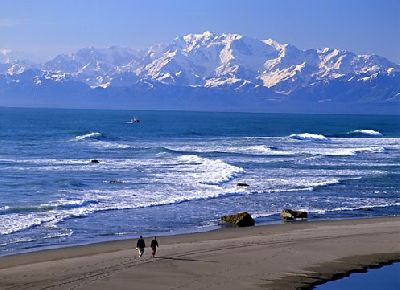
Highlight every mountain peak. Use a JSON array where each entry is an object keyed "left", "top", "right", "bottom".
[
  {"left": 262, "top": 38, "right": 285, "bottom": 50},
  {"left": 183, "top": 30, "right": 218, "bottom": 40},
  {"left": 181, "top": 31, "right": 247, "bottom": 46},
  {"left": 180, "top": 31, "right": 220, "bottom": 48}
]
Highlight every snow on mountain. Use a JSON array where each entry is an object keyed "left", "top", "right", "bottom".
[
  {"left": 0, "top": 48, "right": 35, "bottom": 75},
  {"left": 43, "top": 46, "right": 142, "bottom": 88},
  {"left": 133, "top": 31, "right": 399, "bottom": 93},
  {"left": 1, "top": 32, "right": 399, "bottom": 101},
  {"left": 138, "top": 31, "right": 280, "bottom": 87}
]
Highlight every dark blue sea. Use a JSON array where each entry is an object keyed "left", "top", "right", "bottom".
[{"left": 0, "top": 108, "right": 399, "bottom": 256}]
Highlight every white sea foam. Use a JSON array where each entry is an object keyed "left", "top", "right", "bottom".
[
  {"left": 1, "top": 157, "right": 146, "bottom": 172},
  {"left": 43, "top": 229, "right": 73, "bottom": 239},
  {"left": 0, "top": 237, "right": 36, "bottom": 246},
  {"left": 165, "top": 144, "right": 293, "bottom": 156},
  {"left": 0, "top": 187, "right": 238, "bottom": 235},
  {"left": 208, "top": 144, "right": 385, "bottom": 158},
  {"left": 309, "top": 201, "right": 400, "bottom": 215},
  {"left": 270, "top": 177, "right": 342, "bottom": 192},
  {"left": 176, "top": 155, "right": 244, "bottom": 185},
  {"left": 0, "top": 213, "right": 59, "bottom": 235},
  {"left": 349, "top": 129, "right": 383, "bottom": 136},
  {"left": 0, "top": 229, "right": 74, "bottom": 247},
  {"left": 1, "top": 133, "right": 396, "bottom": 238},
  {"left": 74, "top": 132, "right": 102, "bottom": 141},
  {"left": 90, "top": 141, "right": 131, "bottom": 149},
  {"left": 251, "top": 211, "right": 278, "bottom": 219},
  {"left": 307, "top": 178, "right": 341, "bottom": 189},
  {"left": 310, "top": 146, "right": 386, "bottom": 156},
  {"left": 204, "top": 145, "right": 276, "bottom": 155},
  {"left": 235, "top": 145, "right": 293, "bottom": 155},
  {"left": 244, "top": 145, "right": 273, "bottom": 154},
  {"left": 289, "top": 133, "right": 328, "bottom": 141},
  {"left": 73, "top": 131, "right": 130, "bottom": 149},
  {"left": 0, "top": 158, "right": 86, "bottom": 165},
  {"left": 0, "top": 170, "right": 388, "bottom": 236},
  {"left": 0, "top": 155, "right": 245, "bottom": 235}
]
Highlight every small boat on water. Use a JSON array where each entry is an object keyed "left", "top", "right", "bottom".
[{"left": 131, "top": 117, "right": 140, "bottom": 123}]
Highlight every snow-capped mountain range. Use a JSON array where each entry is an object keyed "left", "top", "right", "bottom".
[{"left": 1, "top": 32, "right": 399, "bottom": 113}]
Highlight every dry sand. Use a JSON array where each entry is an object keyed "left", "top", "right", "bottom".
[{"left": 1, "top": 217, "right": 400, "bottom": 290}]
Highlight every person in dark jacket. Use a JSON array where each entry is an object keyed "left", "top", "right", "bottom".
[
  {"left": 136, "top": 236, "right": 145, "bottom": 257},
  {"left": 150, "top": 236, "right": 159, "bottom": 257}
]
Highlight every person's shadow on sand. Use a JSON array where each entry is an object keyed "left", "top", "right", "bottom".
[{"left": 156, "top": 256, "right": 217, "bottom": 263}]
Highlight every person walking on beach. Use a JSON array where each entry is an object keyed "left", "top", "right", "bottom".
[
  {"left": 150, "top": 236, "right": 159, "bottom": 257},
  {"left": 136, "top": 236, "right": 145, "bottom": 257}
]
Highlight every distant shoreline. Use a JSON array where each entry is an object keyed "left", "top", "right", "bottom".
[
  {"left": 1, "top": 216, "right": 400, "bottom": 289},
  {"left": 1, "top": 105, "right": 400, "bottom": 116}
]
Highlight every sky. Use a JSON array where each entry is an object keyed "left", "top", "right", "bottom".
[{"left": 1, "top": 0, "right": 399, "bottom": 63}]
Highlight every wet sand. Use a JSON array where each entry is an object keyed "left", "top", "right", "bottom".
[{"left": 1, "top": 217, "right": 400, "bottom": 290}]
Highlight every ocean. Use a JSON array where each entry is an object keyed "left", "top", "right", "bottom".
[{"left": 0, "top": 107, "right": 399, "bottom": 256}]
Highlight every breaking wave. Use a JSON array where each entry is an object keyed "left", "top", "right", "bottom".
[
  {"left": 74, "top": 132, "right": 103, "bottom": 141},
  {"left": 348, "top": 129, "right": 383, "bottom": 137},
  {"left": 90, "top": 141, "right": 131, "bottom": 149},
  {"left": 313, "top": 146, "right": 386, "bottom": 156},
  {"left": 289, "top": 133, "right": 328, "bottom": 141},
  {"left": 165, "top": 145, "right": 293, "bottom": 156},
  {"left": 72, "top": 132, "right": 131, "bottom": 149}
]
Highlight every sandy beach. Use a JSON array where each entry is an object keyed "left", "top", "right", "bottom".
[{"left": 1, "top": 217, "right": 400, "bottom": 290}]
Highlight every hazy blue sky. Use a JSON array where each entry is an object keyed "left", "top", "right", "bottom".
[{"left": 1, "top": 0, "right": 399, "bottom": 62}]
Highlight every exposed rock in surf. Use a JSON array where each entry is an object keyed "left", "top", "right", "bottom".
[
  {"left": 237, "top": 182, "right": 249, "bottom": 187},
  {"left": 90, "top": 159, "right": 100, "bottom": 164},
  {"left": 280, "top": 209, "right": 308, "bottom": 221},
  {"left": 221, "top": 212, "right": 255, "bottom": 227},
  {"left": 108, "top": 179, "right": 123, "bottom": 184}
]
